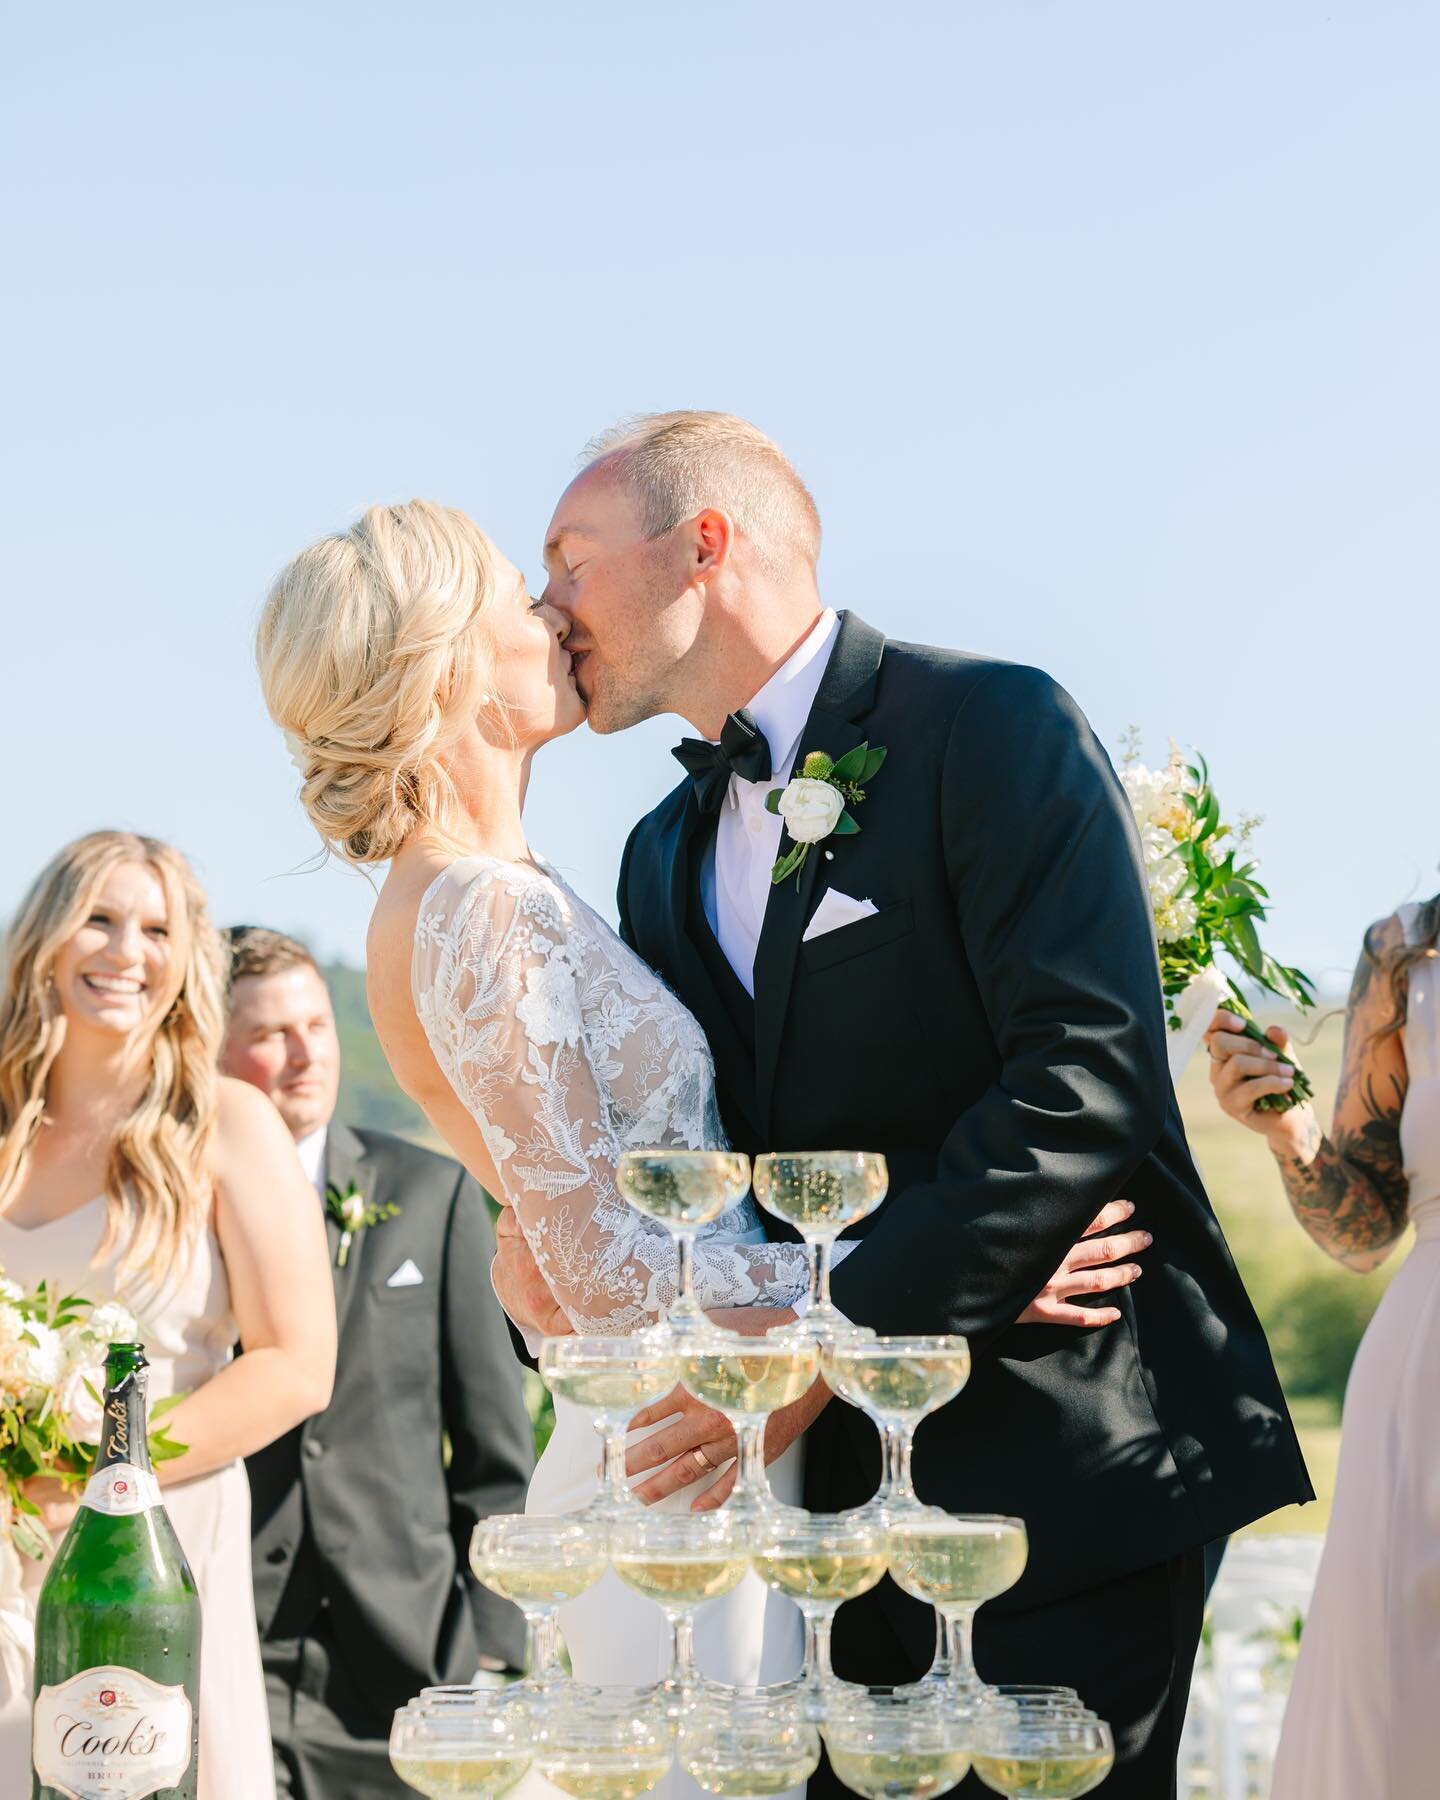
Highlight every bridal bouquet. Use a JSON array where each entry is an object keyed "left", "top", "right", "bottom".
[
  {"left": 0, "top": 1274, "right": 184, "bottom": 1559},
  {"left": 1119, "top": 732, "right": 1315, "bottom": 1108}
]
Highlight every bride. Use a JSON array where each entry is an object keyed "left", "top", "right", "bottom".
[{"left": 255, "top": 500, "right": 1148, "bottom": 1764}]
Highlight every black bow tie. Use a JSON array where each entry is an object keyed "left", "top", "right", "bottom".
[{"left": 671, "top": 710, "right": 773, "bottom": 814}]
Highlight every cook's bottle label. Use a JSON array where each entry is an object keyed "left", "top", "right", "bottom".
[
  {"left": 32, "top": 1663, "right": 193, "bottom": 1797},
  {"left": 80, "top": 1461, "right": 162, "bottom": 1516}
]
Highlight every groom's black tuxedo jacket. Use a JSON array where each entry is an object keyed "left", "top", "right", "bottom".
[{"left": 619, "top": 611, "right": 1311, "bottom": 1661}]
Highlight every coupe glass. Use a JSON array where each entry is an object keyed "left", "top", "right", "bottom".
[
  {"left": 610, "top": 1511, "right": 750, "bottom": 1710},
  {"left": 752, "top": 1513, "right": 887, "bottom": 1713},
  {"left": 821, "top": 1336, "right": 971, "bottom": 1521},
  {"left": 389, "top": 1696, "right": 531, "bottom": 1798},
  {"left": 977, "top": 1687, "right": 1085, "bottom": 1717},
  {"left": 679, "top": 1329, "right": 820, "bottom": 1521},
  {"left": 469, "top": 1515, "right": 608, "bottom": 1689},
  {"left": 616, "top": 1150, "right": 752, "bottom": 1338},
  {"left": 533, "top": 1685, "right": 675, "bottom": 1800},
  {"left": 540, "top": 1334, "right": 682, "bottom": 1518},
  {"left": 821, "top": 1689, "right": 972, "bottom": 1800},
  {"left": 888, "top": 1512, "right": 1028, "bottom": 1707},
  {"left": 751, "top": 1151, "right": 887, "bottom": 1344},
  {"left": 679, "top": 1690, "right": 821, "bottom": 1797},
  {"left": 968, "top": 1713, "right": 1115, "bottom": 1798}
]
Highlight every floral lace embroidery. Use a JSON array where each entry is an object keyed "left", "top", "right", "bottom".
[{"left": 412, "top": 856, "right": 809, "bottom": 1334}]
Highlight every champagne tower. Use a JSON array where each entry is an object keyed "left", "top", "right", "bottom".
[{"left": 31, "top": 1342, "right": 201, "bottom": 1800}]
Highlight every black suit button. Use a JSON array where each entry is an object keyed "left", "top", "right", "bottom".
[
  {"left": 304, "top": 1440, "right": 324, "bottom": 1460},
  {"left": 266, "top": 1546, "right": 289, "bottom": 1565}
]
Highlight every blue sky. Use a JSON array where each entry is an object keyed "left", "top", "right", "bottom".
[{"left": 4, "top": 2, "right": 1435, "bottom": 994}]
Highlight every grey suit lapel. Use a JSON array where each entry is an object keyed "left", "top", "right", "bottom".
[{"left": 322, "top": 1120, "right": 373, "bottom": 1343}]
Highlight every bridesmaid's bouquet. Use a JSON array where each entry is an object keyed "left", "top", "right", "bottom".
[
  {"left": 1119, "top": 731, "right": 1315, "bottom": 1108},
  {"left": 0, "top": 1273, "right": 183, "bottom": 1559}
]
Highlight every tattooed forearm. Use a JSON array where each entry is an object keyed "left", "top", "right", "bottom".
[{"left": 1275, "top": 1072, "right": 1410, "bottom": 1269}]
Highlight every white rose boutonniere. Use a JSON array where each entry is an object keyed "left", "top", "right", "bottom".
[
  {"left": 765, "top": 742, "right": 887, "bottom": 885},
  {"left": 325, "top": 1180, "right": 401, "bottom": 1268}
]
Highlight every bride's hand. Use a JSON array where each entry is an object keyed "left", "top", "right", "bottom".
[
  {"left": 1015, "top": 1199, "right": 1150, "bottom": 1328},
  {"left": 625, "top": 1371, "right": 829, "bottom": 1511}
]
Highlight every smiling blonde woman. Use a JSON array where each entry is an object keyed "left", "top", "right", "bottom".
[{"left": 0, "top": 830, "right": 336, "bottom": 1800}]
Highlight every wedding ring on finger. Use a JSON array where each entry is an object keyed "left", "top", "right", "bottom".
[{"left": 691, "top": 1447, "right": 715, "bottom": 1475}]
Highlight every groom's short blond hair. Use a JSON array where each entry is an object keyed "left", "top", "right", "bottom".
[{"left": 582, "top": 411, "right": 821, "bottom": 575}]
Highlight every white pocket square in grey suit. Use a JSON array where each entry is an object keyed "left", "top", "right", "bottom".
[
  {"left": 386, "top": 1258, "right": 425, "bottom": 1289},
  {"left": 802, "top": 889, "right": 879, "bottom": 943}
]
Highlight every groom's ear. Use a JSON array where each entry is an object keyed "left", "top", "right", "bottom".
[{"left": 688, "top": 507, "right": 736, "bottom": 578}]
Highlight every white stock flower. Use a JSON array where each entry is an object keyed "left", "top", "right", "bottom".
[
  {"left": 777, "top": 777, "right": 845, "bottom": 844},
  {"left": 0, "top": 1318, "right": 63, "bottom": 1405},
  {"left": 0, "top": 1277, "right": 22, "bottom": 1305}
]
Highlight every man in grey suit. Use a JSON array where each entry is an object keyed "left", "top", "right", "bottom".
[{"left": 221, "top": 926, "right": 534, "bottom": 1799}]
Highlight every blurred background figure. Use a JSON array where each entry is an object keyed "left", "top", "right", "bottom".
[
  {"left": 222, "top": 925, "right": 532, "bottom": 1800},
  {"left": 1205, "top": 893, "right": 1439, "bottom": 1800},
  {"left": 0, "top": 832, "right": 336, "bottom": 1800}
]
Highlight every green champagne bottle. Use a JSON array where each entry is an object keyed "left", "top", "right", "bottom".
[{"left": 31, "top": 1342, "right": 201, "bottom": 1800}]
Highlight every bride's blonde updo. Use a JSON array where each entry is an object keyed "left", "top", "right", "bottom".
[{"left": 257, "top": 501, "right": 499, "bottom": 865}]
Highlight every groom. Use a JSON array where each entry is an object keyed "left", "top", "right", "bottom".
[{"left": 513, "top": 411, "right": 1311, "bottom": 1796}]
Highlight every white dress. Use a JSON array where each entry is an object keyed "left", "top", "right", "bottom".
[
  {"left": 413, "top": 855, "right": 810, "bottom": 1798},
  {"left": 0, "top": 1202, "right": 275, "bottom": 1800},
  {"left": 1271, "top": 901, "right": 1440, "bottom": 1796}
]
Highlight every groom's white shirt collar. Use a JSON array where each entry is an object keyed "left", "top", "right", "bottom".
[{"left": 726, "top": 607, "right": 840, "bottom": 789}]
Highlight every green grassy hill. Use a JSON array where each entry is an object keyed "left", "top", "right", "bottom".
[{"left": 326, "top": 958, "right": 1381, "bottom": 1529}]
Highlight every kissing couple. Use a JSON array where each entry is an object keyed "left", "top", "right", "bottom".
[{"left": 258, "top": 410, "right": 1310, "bottom": 1799}]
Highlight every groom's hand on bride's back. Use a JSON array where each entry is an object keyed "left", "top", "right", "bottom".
[
  {"left": 492, "top": 1204, "right": 572, "bottom": 1338},
  {"left": 1016, "top": 1199, "right": 1150, "bottom": 1328}
]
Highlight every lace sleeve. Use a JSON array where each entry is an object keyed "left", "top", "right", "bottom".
[{"left": 413, "top": 863, "right": 809, "bottom": 1334}]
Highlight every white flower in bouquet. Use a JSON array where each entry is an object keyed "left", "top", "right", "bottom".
[
  {"left": 0, "top": 1277, "right": 22, "bottom": 1305},
  {"left": 1119, "top": 729, "right": 1315, "bottom": 1109},
  {"left": 0, "top": 1316, "right": 63, "bottom": 1408}
]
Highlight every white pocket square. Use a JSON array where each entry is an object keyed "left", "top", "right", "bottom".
[
  {"left": 386, "top": 1258, "right": 424, "bottom": 1289},
  {"left": 802, "top": 889, "right": 880, "bottom": 943}
]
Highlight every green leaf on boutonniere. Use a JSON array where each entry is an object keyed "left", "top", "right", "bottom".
[
  {"left": 764, "top": 789, "right": 783, "bottom": 814},
  {"left": 771, "top": 841, "right": 809, "bottom": 884},
  {"left": 830, "top": 744, "right": 870, "bottom": 784},
  {"left": 832, "top": 812, "right": 861, "bottom": 835},
  {"left": 861, "top": 747, "right": 888, "bottom": 781}
]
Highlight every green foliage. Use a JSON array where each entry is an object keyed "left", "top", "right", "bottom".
[{"left": 1264, "top": 1267, "right": 1387, "bottom": 1404}]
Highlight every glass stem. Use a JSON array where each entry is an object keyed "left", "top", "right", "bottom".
[
  {"left": 675, "top": 1228, "right": 699, "bottom": 1314},
  {"left": 887, "top": 1421, "right": 917, "bottom": 1505},
  {"left": 600, "top": 1418, "right": 633, "bottom": 1504},
  {"left": 929, "top": 1608, "right": 954, "bottom": 1682},
  {"left": 803, "top": 1605, "right": 837, "bottom": 1686},
  {"left": 669, "top": 1608, "right": 698, "bottom": 1688},
  {"left": 812, "top": 1236, "right": 836, "bottom": 1313},
  {"left": 527, "top": 1608, "right": 562, "bottom": 1685},
  {"left": 947, "top": 1605, "right": 981, "bottom": 1691},
  {"left": 734, "top": 1419, "right": 769, "bottom": 1504}
]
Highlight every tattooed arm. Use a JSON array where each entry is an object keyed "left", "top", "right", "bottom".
[{"left": 1204, "top": 914, "right": 1411, "bottom": 1273}]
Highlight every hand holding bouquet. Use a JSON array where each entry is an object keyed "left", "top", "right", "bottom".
[
  {"left": 1120, "top": 732, "right": 1315, "bottom": 1110},
  {"left": 0, "top": 1274, "right": 185, "bottom": 1559}
]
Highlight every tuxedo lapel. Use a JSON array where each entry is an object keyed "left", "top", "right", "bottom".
[
  {"left": 322, "top": 1121, "right": 372, "bottom": 1343},
  {"left": 663, "top": 793, "right": 765, "bottom": 1141},
  {"left": 752, "top": 612, "right": 887, "bottom": 1128}
]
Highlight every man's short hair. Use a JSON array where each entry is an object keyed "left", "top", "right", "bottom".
[
  {"left": 224, "top": 924, "right": 320, "bottom": 991},
  {"left": 582, "top": 411, "right": 821, "bottom": 575}
]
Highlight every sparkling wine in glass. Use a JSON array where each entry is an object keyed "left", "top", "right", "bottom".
[
  {"left": 388, "top": 1696, "right": 532, "bottom": 1798},
  {"left": 469, "top": 1516, "right": 608, "bottom": 1689},
  {"left": 679, "top": 1690, "right": 821, "bottom": 1797},
  {"left": 616, "top": 1150, "right": 752, "bottom": 1338},
  {"left": 751, "top": 1151, "right": 888, "bottom": 1344},
  {"left": 821, "top": 1690, "right": 972, "bottom": 1800},
  {"left": 610, "top": 1512, "right": 750, "bottom": 1710},
  {"left": 968, "top": 1714, "right": 1115, "bottom": 1798},
  {"left": 679, "top": 1331, "right": 820, "bottom": 1521},
  {"left": 540, "top": 1335, "right": 682, "bottom": 1518},
  {"left": 821, "top": 1335, "right": 972, "bottom": 1522},
  {"left": 752, "top": 1514, "right": 887, "bottom": 1713},
  {"left": 534, "top": 1686, "right": 675, "bottom": 1800},
  {"left": 888, "top": 1512, "right": 1029, "bottom": 1708}
]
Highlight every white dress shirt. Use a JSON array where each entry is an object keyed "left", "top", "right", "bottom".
[
  {"left": 295, "top": 1125, "right": 328, "bottom": 1200},
  {"left": 700, "top": 609, "right": 841, "bottom": 994}
]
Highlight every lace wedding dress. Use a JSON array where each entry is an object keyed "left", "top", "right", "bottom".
[{"left": 413, "top": 855, "right": 809, "bottom": 1797}]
